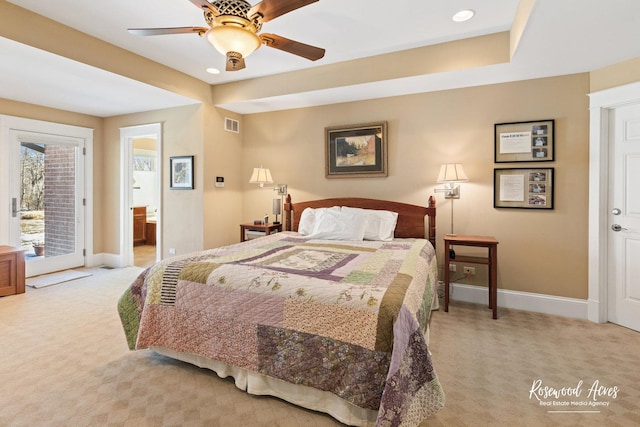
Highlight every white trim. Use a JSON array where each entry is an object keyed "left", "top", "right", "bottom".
[
  {"left": 0, "top": 114, "right": 93, "bottom": 274},
  {"left": 120, "top": 123, "right": 162, "bottom": 267},
  {"left": 588, "top": 81, "right": 640, "bottom": 324},
  {"left": 94, "top": 252, "right": 125, "bottom": 268},
  {"left": 84, "top": 130, "right": 95, "bottom": 269},
  {"left": 120, "top": 129, "right": 133, "bottom": 266},
  {"left": 448, "top": 283, "right": 588, "bottom": 320}
]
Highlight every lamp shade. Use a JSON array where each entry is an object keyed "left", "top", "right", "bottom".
[
  {"left": 272, "top": 198, "right": 281, "bottom": 215},
  {"left": 206, "top": 26, "right": 261, "bottom": 58},
  {"left": 437, "top": 163, "right": 469, "bottom": 183},
  {"left": 249, "top": 167, "right": 273, "bottom": 186}
]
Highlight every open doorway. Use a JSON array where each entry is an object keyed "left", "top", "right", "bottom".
[
  {"left": 132, "top": 142, "right": 158, "bottom": 268},
  {"left": 120, "top": 124, "right": 161, "bottom": 268}
]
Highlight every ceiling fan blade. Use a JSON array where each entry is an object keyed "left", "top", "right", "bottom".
[
  {"left": 187, "top": 0, "right": 219, "bottom": 14},
  {"left": 260, "top": 33, "right": 325, "bottom": 61},
  {"left": 128, "top": 27, "right": 209, "bottom": 36},
  {"left": 249, "top": 0, "right": 318, "bottom": 23}
]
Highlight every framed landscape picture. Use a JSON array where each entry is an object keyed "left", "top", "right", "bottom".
[{"left": 325, "top": 122, "right": 388, "bottom": 178}]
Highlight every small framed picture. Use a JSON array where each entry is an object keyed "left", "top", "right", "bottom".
[
  {"left": 169, "top": 156, "right": 194, "bottom": 190},
  {"left": 325, "top": 122, "right": 388, "bottom": 178},
  {"left": 494, "top": 119, "right": 555, "bottom": 162},
  {"left": 494, "top": 167, "right": 554, "bottom": 209}
]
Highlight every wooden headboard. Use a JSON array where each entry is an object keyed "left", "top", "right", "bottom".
[{"left": 284, "top": 195, "right": 437, "bottom": 248}]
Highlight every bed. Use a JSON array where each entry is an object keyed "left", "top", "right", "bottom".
[{"left": 118, "top": 195, "right": 444, "bottom": 426}]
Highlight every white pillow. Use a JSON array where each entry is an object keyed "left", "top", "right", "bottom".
[
  {"left": 306, "top": 207, "right": 368, "bottom": 241},
  {"left": 298, "top": 208, "right": 315, "bottom": 235},
  {"left": 298, "top": 206, "right": 340, "bottom": 236},
  {"left": 342, "top": 207, "right": 398, "bottom": 241}
]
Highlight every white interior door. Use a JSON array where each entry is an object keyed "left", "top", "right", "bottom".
[{"left": 607, "top": 103, "right": 640, "bottom": 331}]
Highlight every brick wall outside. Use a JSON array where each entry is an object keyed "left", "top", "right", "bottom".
[{"left": 43, "top": 145, "right": 76, "bottom": 257}]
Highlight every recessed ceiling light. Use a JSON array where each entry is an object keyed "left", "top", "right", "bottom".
[
  {"left": 453, "top": 9, "right": 475, "bottom": 23},
  {"left": 206, "top": 67, "right": 221, "bottom": 75}
]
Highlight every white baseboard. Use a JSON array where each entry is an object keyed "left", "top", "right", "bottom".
[
  {"left": 447, "top": 282, "right": 588, "bottom": 320},
  {"left": 87, "top": 253, "right": 125, "bottom": 269}
]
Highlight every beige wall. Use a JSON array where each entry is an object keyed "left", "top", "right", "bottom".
[
  {"left": 104, "top": 105, "right": 206, "bottom": 258},
  {"left": 242, "top": 74, "right": 591, "bottom": 300},
  {"left": 202, "top": 107, "right": 244, "bottom": 249},
  {"left": 590, "top": 56, "right": 640, "bottom": 93},
  {"left": 213, "top": 32, "right": 510, "bottom": 107},
  {"left": 109, "top": 105, "right": 246, "bottom": 252},
  {"left": 102, "top": 103, "right": 244, "bottom": 256}
]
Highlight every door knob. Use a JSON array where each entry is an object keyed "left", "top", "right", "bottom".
[
  {"left": 611, "top": 208, "right": 621, "bottom": 215},
  {"left": 611, "top": 224, "right": 628, "bottom": 232}
]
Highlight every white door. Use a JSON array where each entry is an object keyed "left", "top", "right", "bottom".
[
  {"left": 607, "top": 103, "right": 640, "bottom": 331},
  {"left": 0, "top": 115, "right": 90, "bottom": 278}
]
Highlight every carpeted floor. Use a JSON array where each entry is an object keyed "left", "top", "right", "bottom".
[{"left": 1, "top": 267, "right": 638, "bottom": 426}]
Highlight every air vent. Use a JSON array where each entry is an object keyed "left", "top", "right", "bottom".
[{"left": 225, "top": 117, "right": 239, "bottom": 133}]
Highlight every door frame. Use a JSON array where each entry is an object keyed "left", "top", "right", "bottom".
[
  {"left": 120, "top": 123, "right": 162, "bottom": 267},
  {"left": 0, "top": 115, "right": 94, "bottom": 273},
  {"left": 588, "top": 81, "right": 640, "bottom": 323}
]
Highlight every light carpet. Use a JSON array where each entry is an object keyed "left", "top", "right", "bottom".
[
  {"left": 26, "top": 269, "right": 93, "bottom": 288},
  {"left": 1, "top": 266, "right": 639, "bottom": 426}
]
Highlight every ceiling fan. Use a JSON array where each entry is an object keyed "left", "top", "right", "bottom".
[{"left": 128, "top": 0, "right": 325, "bottom": 71}]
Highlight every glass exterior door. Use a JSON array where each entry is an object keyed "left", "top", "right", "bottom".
[{"left": 10, "top": 133, "right": 85, "bottom": 277}]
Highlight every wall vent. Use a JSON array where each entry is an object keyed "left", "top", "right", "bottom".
[{"left": 225, "top": 117, "right": 239, "bottom": 133}]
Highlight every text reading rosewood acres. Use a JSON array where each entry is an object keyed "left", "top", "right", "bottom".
[{"left": 529, "top": 379, "right": 619, "bottom": 408}]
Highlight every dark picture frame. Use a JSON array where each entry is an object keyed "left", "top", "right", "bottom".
[
  {"left": 325, "top": 121, "right": 388, "bottom": 178},
  {"left": 494, "top": 119, "right": 555, "bottom": 162},
  {"left": 169, "top": 155, "right": 194, "bottom": 190},
  {"left": 494, "top": 167, "right": 554, "bottom": 209}
]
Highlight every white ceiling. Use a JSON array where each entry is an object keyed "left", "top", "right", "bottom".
[{"left": 2, "top": 0, "right": 640, "bottom": 117}]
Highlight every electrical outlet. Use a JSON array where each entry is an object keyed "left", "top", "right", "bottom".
[
  {"left": 449, "top": 264, "right": 456, "bottom": 272},
  {"left": 463, "top": 266, "right": 476, "bottom": 275},
  {"left": 169, "top": 248, "right": 176, "bottom": 255}
]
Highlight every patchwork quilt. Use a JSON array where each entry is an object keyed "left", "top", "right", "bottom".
[{"left": 118, "top": 232, "right": 445, "bottom": 426}]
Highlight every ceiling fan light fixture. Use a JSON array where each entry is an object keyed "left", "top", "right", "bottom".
[
  {"left": 206, "top": 25, "right": 262, "bottom": 58},
  {"left": 130, "top": 0, "right": 325, "bottom": 71}
]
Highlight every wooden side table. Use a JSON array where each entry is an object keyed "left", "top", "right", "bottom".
[
  {"left": 240, "top": 223, "right": 283, "bottom": 242},
  {"left": 0, "top": 246, "right": 26, "bottom": 296},
  {"left": 443, "top": 234, "right": 499, "bottom": 319}
]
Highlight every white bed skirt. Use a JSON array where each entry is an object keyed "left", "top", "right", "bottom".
[{"left": 150, "top": 347, "right": 378, "bottom": 427}]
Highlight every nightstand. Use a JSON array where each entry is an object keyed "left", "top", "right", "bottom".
[
  {"left": 240, "top": 222, "right": 283, "bottom": 242},
  {"left": 0, "top": 246, "right": 26, "bottom": 296},
  {"left": 443, "top": 234, "right": 499, "bottom": 319}
]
